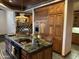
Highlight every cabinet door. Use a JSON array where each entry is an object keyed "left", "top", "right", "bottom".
[
  {"left": 49, "top": 26, "right": 54, "bottom": 35},
  {"left": 56, "top": 2, "right": 64, "bottom": 13},
  {"left": 48, "top": 14, "right": 56, "bottom": 25},
  {"left": 72, "top": 34, "right": 79, "bottom": 45},
  {"left": 48, "top": 2, "right": 64, "bottom": 14},
  {"left": 40, "top": 22, "right": 46, "bottom": 34},
  {"left": 55, "top": 14, "right": 63, "bottom": 25},
  {"left": 55, "top": 14, "right": 63, "bottom": 37},
  {"left": 55, "top": 25, "right": 63, "bottom": 36},
  {"left": 53, "top": 37, "right": 62, "bottom": 53},
  {"left": 44, "top": 48, "right": 52, "bottom": 59},
  {"left": 35, "top": 6, "right": 48, "bottom": 17},
  {"left": 73, "top": 13, "right": 79, "bottom": 27},
  {"left": 48, "top": 4, "right": 57, "bottom": 14},
  {"left": 53, "top": 14, "right": 63, "bottom": 53},
  {"left": 48, "top": 14, "right": 56, "bottom": 35}
]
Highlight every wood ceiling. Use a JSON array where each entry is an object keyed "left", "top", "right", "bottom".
[{"left": 0, "top": 0, "right": 53, "bottom": 10}]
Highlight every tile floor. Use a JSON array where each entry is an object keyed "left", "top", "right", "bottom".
[
  {"left": 0, "top": 42, "right": 79, "bottom": 59},
  {"left": 53, "top": 44, "right": 79, "bottom": 59}
]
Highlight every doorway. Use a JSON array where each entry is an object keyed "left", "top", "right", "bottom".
[
  {"left": 71, "top": 0, "right": 79, "bottom": 55},
  {"left": 15, "top": 11, "right": 32, "bottom": 35}
]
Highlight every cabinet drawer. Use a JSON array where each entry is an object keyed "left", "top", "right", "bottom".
[{"left": 53, "top": 37, "right": 62, "bottom": 53}]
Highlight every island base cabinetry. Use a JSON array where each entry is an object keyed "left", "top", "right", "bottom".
[{"left": 21, "top": 47, "right": 52, "bottom": 59}]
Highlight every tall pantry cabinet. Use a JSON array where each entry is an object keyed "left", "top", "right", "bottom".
[
  {"left": 48, "top": 2, "right": 64, "bottom": 53},
  {"left": 34, "top": 2, "right": 64, "bottom": 54}
]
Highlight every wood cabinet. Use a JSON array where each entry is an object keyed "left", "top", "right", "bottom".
[
  {"left": 54, "top": 14, "right": 63, "bottom": 37},
  {"left": 49, "top": 14, "right": 63, "bottom": 53},
  {"left": 34, "top": 2, "right": 64, "bottom": 54},
  {"left": 21, "top": 46, "right": 52, "bottom": 59},
  {"left": 35, "top": 6, "right": 48, "bottom": 17},
  {"left": 53, "top": 37, "right": 62, "bottom": 53},
  {"left": 21, "top": 50, "right": 30, "bottom": 59},
  {"left": 48, "top": 2, "right": 64, "bottom": 14},
  {"left": 48, "top": 14, "right": 63, "bottom": 53},
  {"left": 73, "top": 12, "right": 79, "bottom": 27},
  {"left": 72, "top": 33, "right": 79, "bottom": 45},
  {"left": 35, "top": 6, "right": 48, "bottom": 21}
]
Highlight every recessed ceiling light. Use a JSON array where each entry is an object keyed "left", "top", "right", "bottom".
[{"left": 9, "top": 0, "right": 12, "bottom": 2}]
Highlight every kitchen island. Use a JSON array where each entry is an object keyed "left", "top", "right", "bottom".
[{"left": 4, "top": 35, "right": 52, "bottom": 59}]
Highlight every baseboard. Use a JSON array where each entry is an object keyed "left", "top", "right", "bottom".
[{"left": 61, "top": 51, "right": 71, "bottom": 57}]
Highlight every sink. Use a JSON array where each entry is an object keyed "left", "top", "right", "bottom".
[{"left": 16, "top": 38, "right": 31, "bottom": 45}]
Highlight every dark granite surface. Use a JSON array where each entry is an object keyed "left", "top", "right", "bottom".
[{"left": 5, "top": 35, "right": 52, "bottom": 53}]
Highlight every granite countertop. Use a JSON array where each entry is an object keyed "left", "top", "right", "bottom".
[
  {"left": 8, "top": 35, "right": 52, "bottom": 53},
  {"left": 21, "top": 39, "right": 52, "bottom": 53},
  {"left": 9, "top": 35, "right": 31, "bottom": 41}
]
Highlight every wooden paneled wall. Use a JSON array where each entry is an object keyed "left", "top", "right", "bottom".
[{"left": 34, "top": 2, "right": 64, "bottom": 54}]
